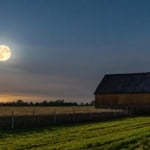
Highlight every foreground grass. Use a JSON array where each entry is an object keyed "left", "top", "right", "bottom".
[{"left": 0, "top": 117, "right": 150, "bottom": 150}]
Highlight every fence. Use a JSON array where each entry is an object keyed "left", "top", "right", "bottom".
[{"left": 0, "top": 110, "right": 129, "bottom": 129}]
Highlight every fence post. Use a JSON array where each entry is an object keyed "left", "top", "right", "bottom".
[
  {"left": 32, "top": 111, "right": 36, "bottom": 123},
  {"left": 73, "top": 107, "right": 75, "bottom": 114},
  {"left": 72, "top": 107, "right": 75, "bottom": 122},
  {"left": 11, "top": 111, "right": 14, "bottom": 129},
  {"left": 54, "top": 110, "right": 56, "bottom": 125},
  {"left": 114, "top": 111, "right": 117, "bottom": 118},
  {"left": 127, "top": 107, "right": 130, "bottom": 115}
]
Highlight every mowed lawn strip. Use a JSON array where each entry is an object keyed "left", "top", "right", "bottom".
[{"left": 0, "top": 117, "right": 149, "bottom": 150}]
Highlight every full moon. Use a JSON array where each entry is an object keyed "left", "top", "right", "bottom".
[{"left": 0, "top": 45, "right": 11, "bottom": 61}]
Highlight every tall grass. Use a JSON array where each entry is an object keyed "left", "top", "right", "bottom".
[{"left": 0, "top": 106, "right": 122, "bottom": 116}]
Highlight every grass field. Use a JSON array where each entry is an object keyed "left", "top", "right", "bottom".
[
  {"left": 0, "top": 106, "right": 122, "bottom": 116},
  {"left": 0, "top": 116, "right": 149, "bottom": 150}
]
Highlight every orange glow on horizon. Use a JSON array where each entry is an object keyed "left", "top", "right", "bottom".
[
  {"left": 0, "top": 94, "right": 50, "bottom": 102},
  {"left": 0, "top": 94, "right": 91, "bottom": 103}
]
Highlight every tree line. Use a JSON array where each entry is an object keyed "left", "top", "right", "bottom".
[{"left": 0, "top": 99, "right": 95, "bottom": 107}]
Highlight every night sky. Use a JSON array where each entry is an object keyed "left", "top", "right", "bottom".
[{"left": 0, "top": 0, "right": 150, "bottom": 102}]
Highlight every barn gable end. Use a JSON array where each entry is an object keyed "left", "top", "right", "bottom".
[{"left": 94, "top": 72, "right": 150, "bottom": 114}]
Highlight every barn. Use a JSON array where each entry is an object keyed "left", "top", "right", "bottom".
[{"left": 94, "top": 72, "right": 150, "bottom": 114}]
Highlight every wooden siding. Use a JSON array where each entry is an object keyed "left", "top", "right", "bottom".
[{"left": 95, "top": 93, "right": 150, "bottom": 106}]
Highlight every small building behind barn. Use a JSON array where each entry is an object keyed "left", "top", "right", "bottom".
[{"left": 94, "top": 72, "right": 150, "bottom": 114}]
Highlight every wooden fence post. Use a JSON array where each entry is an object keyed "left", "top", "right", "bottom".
[
  {"left": 127, "top": 107, "right": 130, "bottom": 115},
  {"left": 11, "top": 111, "right": 14, "bottom": 129},
  {"left": 114, "top": 111, "right": 117, "bottom": 118},
  {"left": 32, "top": 111, "right": 36, "bottom": 123},
  {"left": 54, "top": 110, "right": 56, "bottom": 125},
  {"left": 72, "top": 107, "right": 75, "bottom": 122}
]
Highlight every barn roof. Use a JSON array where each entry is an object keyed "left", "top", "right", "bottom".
[{"left": 94, "top": 72, "right": 150, "bottom": 94}]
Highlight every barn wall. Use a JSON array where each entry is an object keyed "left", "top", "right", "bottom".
[{"left": 95, "top": 93, "right": 150, "bottom": 111}]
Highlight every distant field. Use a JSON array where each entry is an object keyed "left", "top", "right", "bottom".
[
  {"left": 0, "top": 117, "right": 149, "bottom": 150},
  {"left": 0, "top": 106, "right": 122, "bottom": 116}
]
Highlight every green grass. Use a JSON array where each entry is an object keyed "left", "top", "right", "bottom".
[{"left": 0, "top": 116, "right": 150, "bottom": 150}]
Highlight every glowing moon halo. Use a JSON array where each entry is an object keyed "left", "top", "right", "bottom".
[{"left": 0, "top": 45, "right": 11, "bottom": 61}]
